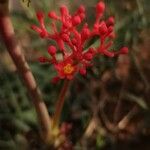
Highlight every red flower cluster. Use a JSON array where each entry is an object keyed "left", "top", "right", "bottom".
[{"left": 31, "top": 1, "right": 128, "bottom": 83}]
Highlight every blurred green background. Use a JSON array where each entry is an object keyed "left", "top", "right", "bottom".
[{"left": 0, "top": 0, "right": 150, "bottom": 149}]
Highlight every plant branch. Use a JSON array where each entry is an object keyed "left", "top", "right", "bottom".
[{"left": 0, "top": 0, "right": 51, "bottom": 138}]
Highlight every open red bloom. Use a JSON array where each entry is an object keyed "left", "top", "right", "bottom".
[
  {"left": 54, "top": 59, "right": 76, "bottom": 80},
  {"left": 31, "top": 1, "right": 128, "bottom": 82}
]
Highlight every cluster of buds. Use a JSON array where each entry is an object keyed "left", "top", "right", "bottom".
[
  {"left": 31, "top": 1, "right": 128, "bottom": 83},
  {"left": 58, "top": 122, "right": 73, "bottom": 150},
  {"left": 47, "top": 122, "right": 73, "bottom": 149}
]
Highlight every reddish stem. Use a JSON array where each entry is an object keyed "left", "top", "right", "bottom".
[
  {"left": 0, "top": 0, "right": 51, "bottom": 138},
  {"left": 53, "top": 80, "right": 70, "bottom": 128}
]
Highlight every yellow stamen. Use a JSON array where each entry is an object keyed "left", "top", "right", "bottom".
[{"left": 63, "top": 64, "right": 74, "bottom": 74}]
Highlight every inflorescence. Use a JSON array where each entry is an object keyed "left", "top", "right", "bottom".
[{"left": 31, "top": 1, "right": 128, "bottom": 83}]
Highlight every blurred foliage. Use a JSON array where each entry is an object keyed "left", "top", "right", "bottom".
[{"left": 0, "top": 0, "right": 150, "bottom": 149}]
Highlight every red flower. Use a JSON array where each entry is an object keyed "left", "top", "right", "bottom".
[
  {"left": 32, "top": 1, "right": 128, "bottom": 82},
  {"left": 54, "top": 59, "right": 76, "bottom": 80}
]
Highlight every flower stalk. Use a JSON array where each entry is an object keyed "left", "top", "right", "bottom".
[{"left": 52, "top": 80, "right": 70, "bottom": 128}]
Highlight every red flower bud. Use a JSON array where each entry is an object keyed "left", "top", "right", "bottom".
[
  {"left": 107, "top": 17, "right": 115, "bottom": 26},
  {"left": 48, "top": 11, "right": 59, "bottom": 20},
  {"left": 78, "top": 5, "right": 85, "bottom": 13},
  {"left": 40, "top": 30, "right": 47, "bottom": 38},
  {"left": 71, "top": 38, "right": 77, "bottom": 45},
  {"left": 99, "top": 22, "right": 108, "bottom": 35},
  {"left": 58, "top": 39, "right": 65, "bottom": 50},
  {"left": 51, "top": 76, "right": 60, "bottom": 84},
  {"left": 79, "top": 13, "right": 85, "bottom": 20},
  {"left": 48, "top": 46, "right": 56, "bottom": 55},
  {"left": 108, "top": 26, "right": 113, "bottom": 33},
  {"left": 38, "top": 57, "right": 48, "bottom": 63},
  {"left": 72, "top": 16, "right": 81, "bottom": 26},
  {"left": 60, "top": 5, "right": 69, "bottom": 15},
  {"left": 81, "top": 25, "right": 90, "bottom": 39},
  {"left": 89, "top": 48, "right": 95, "bottom": 55},
  {"left": 79, "top": 68, "right": 86, "bottom": 75},
  {"left": 96, "top": 1, "right": 105, "bottom": 15},
  {"left": 120, "top": 47, "right": 128, "bottom": 54},
  {"left": 84, "top": 53, "right": 93, "bottom": 60},
  {"left": 36, "top": 11, "right": 44, "bottom": 21},
  {"left": 61, "top": 33, "right": 70, "bottom": 42}
]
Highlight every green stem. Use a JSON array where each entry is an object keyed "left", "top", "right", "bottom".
[{"left": 52, "top": 80, "right": 70, "bottom": 128}]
